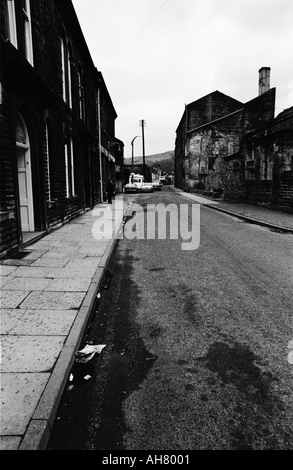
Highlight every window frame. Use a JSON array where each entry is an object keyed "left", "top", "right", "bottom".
[
  {"left": 60, "top": 30, "right": 73, "bottom": 108},
  {"left": 45, "top": 119, "right": 52, "bottom": 201},
  {"left": 5, "top": 0, "right": 18, "bottom": 48},
  {"left": 5, "top": 0, "right": 34, "bottom": 65},
  {"left": 65, "top": 134, "right": 75, "bottom": 198},
  {"left": 77, "top": 64, "right": 86, "bottom": 121}
]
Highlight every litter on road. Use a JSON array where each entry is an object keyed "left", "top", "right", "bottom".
[{"left": 75, "top": 344, "right": 106, "bottom": 363}]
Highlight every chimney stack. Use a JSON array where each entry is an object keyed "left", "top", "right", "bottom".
[{"left": 258, "top": 67, "right": 271, "bottom": 95}]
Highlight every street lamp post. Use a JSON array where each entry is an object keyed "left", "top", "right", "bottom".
[
  {"left": 131, "top": 135, "right": 140, "bottom": 174},
  {"left": 139, "top": 120, "right": 146, "bottom": 180}
]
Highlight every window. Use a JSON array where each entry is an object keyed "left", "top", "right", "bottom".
[
  {"left": 61, "top": 36, "right": 66, "bottom": 103},
  {"left": 60, "top": 30, "right": 73, "bottom": 107},
  {"left": 4, "top": 0, "right": 17, "bottom": 47},
  {"left": 77, "top": 64, "right": 86, "bottom": 121},
  {"left": 67, "top": 43, "right": 73, "bottom": 108},
  {"left": 45, "top": 119, "right": 52, "bottom": 201},
  {"left": 5, "top": 0, "right": 34, "bottom": 65},
  {"left": 65, "top": 134, "right": 75, "bottom": 197}
]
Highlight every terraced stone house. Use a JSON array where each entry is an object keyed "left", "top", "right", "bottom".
[{"left": 0, "top": 0, "right": 123, "bottom": 258}]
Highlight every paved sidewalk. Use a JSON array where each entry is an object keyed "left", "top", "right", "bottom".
[
  {"left": 171, "top": 187, "right": 293, "bottom": 233},
  {"left": 0, "top": 195, "right": 128, "bottom": 450}
]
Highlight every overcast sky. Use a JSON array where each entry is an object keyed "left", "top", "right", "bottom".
[{"left": 72, "top": 0, "right": 293, "bottom": 158}]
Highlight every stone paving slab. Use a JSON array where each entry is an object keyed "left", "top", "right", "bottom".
[
  {"left": 0, "top": 436, "right": 22, "bottom": 451},
  {"left": 0, "top": 309, "right": 27, "bottom": 334},
  {"left": 45, "top": 278, "right": 91, "bottom": 292},
  {"left": 48, "top": 265, "right": 100, "bottom": 278},
  {"left": 11, "top": 266, "right": 54, "bottom": 278},
  {"left": 39, "top": 250, "right": 79, "bottom": 259},
  {"left": 0, "top": 265, "right": 18, "bottom": 276},
  {"left": 19, "top": 291, "right": 85, "bottom": 310},
  {"left": 45, "top": 244, "right": 79, "bottom": 252},
  {"left": 68, "top": 252, "right": 89, "bottom": 259},
  {"left": 2, "top": 277, "right": 52, "bottom": 291},
  {"left": 30, "top": 257, "right": 69, "bottom": 268},
  {"left": 1, "top": 309, "right": 77, "bottom": 335},
  {"left": 0, "top": 373, "right": 50, "bottom": 434},
  {"left": 0, "top": 336, "right": 65, "bottom": 372},
  {"left": 77, "top": 240, "right": 109, "bottom": 248},
  {"left": 0, "top": 290, "right": 31, "bottom": 308},
  {"left": 26, "top": 241, "right": 56, "bottom": 250},
  {"left": 66, "top": 258, "right": 102, "bottom": 269},
  {"left": 76, "top": 246, "right": 110, "bottom": 256},
  {"left": 0, "top": 276, "right": 10, "bottom": 288}
]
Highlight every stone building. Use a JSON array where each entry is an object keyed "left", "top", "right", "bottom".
[
  {"left": 174, "top": 68, "right": 276, "bottom": 199},
  {"left": 0, "top": 0, "right": 123, "bottom": 258},
  {"left": 241, "top": 106, "right": 293, "bottom": 212}
]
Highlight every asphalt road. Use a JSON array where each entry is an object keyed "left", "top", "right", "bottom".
[{"left": 48, "top": 187, "right": 293, "bottom": 450}]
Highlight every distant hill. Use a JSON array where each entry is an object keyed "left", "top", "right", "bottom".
[{"left": 124, "top": 150, "right": 174, "bottom": 174}]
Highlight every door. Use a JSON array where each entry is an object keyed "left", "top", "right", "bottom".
[{"left": 16, "top": 115, "right": 35, "bottom": 232}]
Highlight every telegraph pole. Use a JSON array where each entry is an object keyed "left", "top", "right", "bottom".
[{"left": 139, "top": 120, "right": 146, "bottom": 180}]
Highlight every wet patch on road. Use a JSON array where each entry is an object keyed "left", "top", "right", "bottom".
[
  {"left": 106, "top": 352, "right": 131, "bottom": 378},
  {"left": 194, "top": 340, "right": 293, "bottom": 449},
  {"left": 167, "top": 283, "right": 202, "bottom": 326},
  {"left": 201, "top": 341, "right": 277, "bottom": 407},
  {"left": 180, "top": 283, "right": 202, "bottom": 327}
]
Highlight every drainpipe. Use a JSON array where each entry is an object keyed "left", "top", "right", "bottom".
[{"left": 97, "top": 86, "right": 103, "bottom": 202}]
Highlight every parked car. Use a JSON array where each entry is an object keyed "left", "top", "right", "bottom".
[
  {"left": 124, "top": 173, "right": 154, "bottom": 193},
  {"left": 139, "top": 182, "right": 154, "bottom": 193},
  {"left": 124, "top": 183, "right": 138, "bottom": 193},
  {"left": 152, "top": 181, "right": 163, "bottom": 191}
]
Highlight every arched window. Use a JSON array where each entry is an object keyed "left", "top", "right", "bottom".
[
  {"left": 16, "top": 115, "right": 28, "bottom": 145},
  {"left": 60, "top": 29, "right": 73, "bottom": 107},
  {"left": 4, "top": 0, "right": 34, "bottom": 65}
]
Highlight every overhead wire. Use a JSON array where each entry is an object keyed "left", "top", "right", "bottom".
[{"left": 104, "top": 0, "right": 171, "bottom": 72}]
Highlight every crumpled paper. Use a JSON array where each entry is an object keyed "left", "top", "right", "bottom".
[{"left": 75, "top": 344, "right": 106, "bottom": 363}]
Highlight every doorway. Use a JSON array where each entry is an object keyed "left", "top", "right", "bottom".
[{"left": 16, "top": 114, "right": 35, "bottom": 233}]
